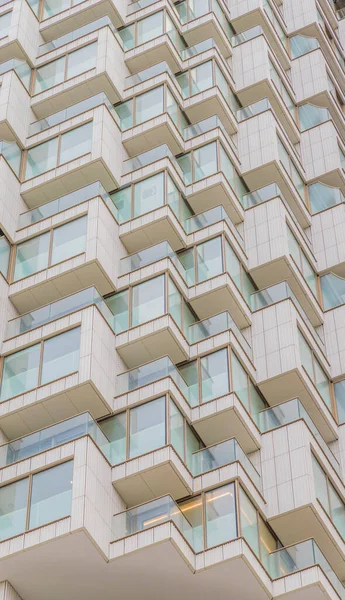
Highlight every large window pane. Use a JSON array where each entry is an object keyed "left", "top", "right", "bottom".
[
  {"left": 59, "top": 122, "right": 92, "bottom": 165},
  {"left": 205, "top": 483, "right": 237, "bottom": 548},
  {"left": 129, "top": 396, "right": 166, "bottom": 458},
  {"left": 132, "top": 275, "right": 165, "bottom": 327},
  {"left": 14, "top": 232, "right": 50, "bottom": 281},
  {"left": 0, "top": 478, "right": 29, "bottom": 541},
  {"left": 169, "top": 399, "right": 184, "bottom": 459},
  {"left": 135, "top": 86, "right": 164, "bottom": 125},
  {"left": 51, "top": 216, "right": 87, "bottom": 265},
  {"left": 330, "top": 484, "right": 345, "bottom": 539},
  {"left": 34, "top": 56, "right": 65, "bottom": 94},
  {"left": 29, "top": 461, "right": 73, "bottom": 529},
  {"left": 239, "top": 487, "right": 259, "bottom": 556},
  {"left": 190, "top": 61, "right": 213, "bottom": 95},
  {"left": 335, "top": 380, "right": 345, "bottom": 424},
  {"left": 40, "top": 327, "right": 81, "bottom": 385},
  {"left": 66, "top": 44, "right": 97, "bottom": 80},
  {"left": 25, "top": 137, "right": 59, "bottom": 179},
  {"left": 137, "top": 11, "right": 164, "bottom": 45},
  {"left": 133, "top": 172, "right": 164, "bottom": 218},
  {"left": 0, "top": 344, "right": 40, "bottom": 401},
  {"left": 99, "top": 413, "right": 126, "bottom": 465},
  {"left": 196, "top": 236, "right": 223, "bottom": 283},
  {"left": 111, "top": 187, "right": 131, "bottom": 223},
  {"left": 194, "top": 142, "right": 217, "bottom": 182},
  {"left": 200, "top": 348, "right": 229, "bottom": 403}
]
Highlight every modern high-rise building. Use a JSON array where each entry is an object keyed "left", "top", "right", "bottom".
[{"left": 0, "top": 0, "right": 345, "bottom": 598}]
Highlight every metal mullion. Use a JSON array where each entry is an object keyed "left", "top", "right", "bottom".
[
  {"left": 166, "top": 394, "right": 169, "bottom": 446},
  {"left": 227, "top": 346, "right": 233, "bottom": 394},
  {"left": 25, "top": 473, "right": 33, "bottom": 532},
  {"left": 37, "top": 339, "right": 45, "bottom": 386},
  {"left": 126, "top": 408, "right": 130, "bottom": 460},
  {"left": 221, "top": 234, "right": 226, "bottom": 274},
  {"left": 63, "top": 52, "right": 69, "bottom": 84},
  {"left": 47, "top": 228, "right": 54, "bottom": 267},
  {"left": 56, "top": 132, "right": 63, "bottom": 168},
  {"left": 235, "top": 479, "right": 241, "bottom": 538},
  {"left": 128, "top": 287, "right": 132, "bottom": 328},
  {"left": 133, "top": 95, "right": 137, "bottom": 128},
  {"left": 197, "top": 355, "right": 202, "bottom": 405},
  {"left": 194, "top": 245, "right": 197, "bottom": 285},
  {"left": 212, "top": 58, "right": 216, "bottom": 88},
  {"left": 202, "top": 491, "right": 207, "bottom": 550},
  {"left": 165, "top": 272, "right": 169, "bottom": 316},
  {"left": 163, "top": 82, "right": 167, "bottom": 117},
  {"left": 164, "top": 170, "right": 168, "bottom": 208},
  {"left": 8, "top": 243, "right": 17, "bottom": 283},
  {"left": 216, "top": 139, "right": 221, "bottom": 174},
  {"left": 183, "top": 417, "right": 187, "bottom": 463}
]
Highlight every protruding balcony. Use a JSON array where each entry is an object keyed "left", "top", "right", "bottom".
[{"left": 177, "top": 0, "right": 233, "bottom": 59}]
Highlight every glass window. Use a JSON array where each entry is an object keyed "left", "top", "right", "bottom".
[
  {"left": 194, "top": 142, "right": 217, "bottom": 182},
  {"left": 99, "top": 413, "right": 126, "bottom": 465},
  {"left": 40, "top": 327, "right": 81, "bottom": 385},
  {"left": 205, "top": 483, "right": 237, "bottom": 548},
  {"left": 34, "top": 56, "right": 65, "bottom": 94},
  {"left": 239, "top": 487, "right": 259, "bottom": 556},
  {"left": 220, "top": 145, "right": 235, "bottom": 188},
  {"left": 179, "top": 361, "right": 199, "bottom": 407},
  {"left": 169, "top": 399, "right": 184, "bottom": 459},
  {"left": 135, "top": 86, "right": 164, "bottom": 125},
  {"left": 133, "top": 172, "right": 164, "bottom": 218},
  {"left": 43, "top": 0, "right": 70, "bottom": 18},
  {"left": 111, "top": 187, "right": 131, "bottom": 223},
  {"left": 190, "top": 61, "right": 213, "bottom": 95},
  {"left": 200, "top": 348, "right": 229, "bottom": 403},
  {"left": 330, "top": 484, "right": 345, "bottom": 539},
  {"left": 29, "top": 461, "right": 73, "bottom": 529},
  {"left": 115, "top": 100, "right": 133, "bottom": 130},
  {"left": 312, "top": 454, "right": 330, "bottom": 514},
  {"left": 225, "top": 240, "right": 241, "bottom": 289},
  {"left": 259, "top": 516, "right": 279, "bottom": 569},
  {"left": 129, "top": 396, "right": 166, "bottom": 458},
  {"left": 196, "top": 236, "right": 223, "bottom": 282},
  {"left": 132, "top": 275, "right": 165, "bottom": 327},
  {"left": 168, "top": 278, "right": 182, "bottom": 329},
  {"left": 66, "top": 44, "right": 97, "bottom": 80},
  {"left": 0, "top": 344, "right": 40, "bottom": 401},
  {"left": 137, "top": 11, "right": 164, "bottom": 45},
  {"left": 0, "top": 236, "right": 10, "bottom": 279},
  {"left": 14, "top": 232, "right": 50, "bottom": 281},
  {"left": 186, "top": 424, "right": 200, "bottom": 471},
  {"left": 231, "top": 352, "right": 249, "bottom": 411},
  {"left": 51, "top": 216, "right": 87, "bottom": 265},
  {"left": 106, "top": 290, "right": 129, "bottom": 333},
  {"left": 59, "top": 122, "right": 92, "bottom": 165},
  {"left": 0, "top": 478, "right": 29, "bottom": 541},
  {"left": 0, "top": 11, "right": 11, "bottom": 39},
  {"left": 298, "top": 330, "right": 314, "bottom": 381},
  {"left": 314, "top": 357, "right": 332, "bottom": 410},
  {"left": 179, "top": 496, "right": 203, "bottom": 552},
  {"left": 177, "top": 153, "right": 192, "bottom": 186},
  {"left": 25, "top": 137, "right": 59, "bottom": 179},
  {"left": 335, "top": 380, "right": 345, "bottom": 424}
]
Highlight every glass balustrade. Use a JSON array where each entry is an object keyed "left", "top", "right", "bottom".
[
  {"left": 188, "top": 311, "right": 252, "bottom": 357},
  {"left": 0, "top": 413, "right": 111, "bottom": 467},
  {"left": 116, "top": 356, "right": 190, "bottom": 397},
  {"left": 125, "top": 61, "right": 173, "bottom": 88},
  {"left": 18, "top": 181, "right": 118, "bottom": 228},
  {"left": 184, "top": 204, "right": 244, "bottom": 248},
  {"left": 29, "top": 93, "right": 117, "bottom": 136},
  {"left": 231, "top": 25, "right": 263, "bottom": 46},
  {"left": 6, "top": 287, "right": 113, "bottom": 339},
  {"left": 180, "top": 37, "right": 216, "bottom": 59},
  {"left": 117, "top": 11, "right": 185, "bottom": 55},
  {"left": 192, "top": 437, "right": 261, "bottom": 489},
  {"left": 250, "top": 281, "right": 323, "bottom": 348},
  {"left": 308, "top": 182, "right": 345, "bottom": 214},
  {"left": 38, "top": 16, "right": 118, "bottom": 55},
  {"left": 298, "top": 104, "right": 330, "bottom": 131},
  {"left": 0, "top": 235, "right": 10, "bottom": 279},
  {"left": 237, "top": 98, "right": 271, "bottom": 121},
  {"left": 119, "top": 241, "right": 187, "bottom": 280},
  {"left": 0, "top": 58, "right": 31, "bottom": 90},
  {"left": 122, "top": 144, "right": 183, "bottom": 176},
  {"left": 127, "top": 0, "right": 158, "bottom": 14},
  {"left": 290, "top": 34, "right": 319, "bottom": 58},
  {"left": 259, "top": 397, "right": 339, "bottom": 474},
  {"left": 321, "top": 273, "right": 345, "bottom": 310},
  {"left": 0, "top": 140, "right": 22, "bottom": 177},
  {"left": 176, "top": 0, "right": 233, "bottom": 41},
  {"left": 267, "top": 539, "right": 345, "bottom": 599}
]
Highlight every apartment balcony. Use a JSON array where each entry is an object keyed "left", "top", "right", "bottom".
[
  {"left": 39, "top": 0, "right": 126, "bottom": 42},
  {"left": 232, "top": 31, "right": 300, "bottom": 145},
  {"left": 177, "top": 0, "right": 232, "bottom": 59},
  {"left": 0, "top": 303, "right": 115, "bottom": 439},
  {"left": 261, "top": 418, "right": 345, "bottom": 582},
  {"left": 32, "top": 21, "right": 126, "bottom": 119},
  {"left": 9, "top": 190, "right": 119, "bottom": 313},
  {"left": 300, "top": 120, "right": 345, "bottom": 192},
  {"left": 244, "top": 193, "right": 323, "bottom": 327},
  {"left": 20, "top": 104, "right": 123, "bottom": 207},
  {"left": 231, "top": 0, "right": 290, "bottom": 70},
  {"left": 0, "top": 0, "right": 40, "bottom": 64},
  {"left": 239, "top": 110, "right": 311, "bottom": 228},
  {"left": 252, "top": 297, "right": 337, "bottom": 443},
  {"left": 114, "top": 350, "right": 262, "bottom": 453},
  {"left": 0, "top": 65, "right": 32, "bottom": 146}
]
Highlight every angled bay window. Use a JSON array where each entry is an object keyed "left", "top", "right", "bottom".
[
  {"left": 13, "top": 215, "right": 87, "bottom": 281},
  {"left": 118, "top": 11, "right": 185, "bottom": 53},
  {"left": 0, "top": 327, "right": 81, "bottom": 401},
  {"left": 114, "top": 85, "right": 188, "bottom": 134},
  {"left": 178, "top": 235, "right": 256, "bottom": 303},
  {"left": 0, "top": 461, "right": 73, "bottom": 542},
  {"left": 99, "top": 396, "right": 200, "bottom": 468},
  {"left": 287, "top": 226, "right": 318, "bottom": 297},
  {"left": 106, "top": 274, "right": 197, "bottom": 335},
  {"left": 176, "top": 60, "right": 240, "bottom": 114},
  {"left": 177, "top": 141, "right": 248, "bottom": 203},
  {"left": 25, "top": 122, "right": 92, "bottom": 179},
  {"left": 312, "top": 454, "right": 345, "bottom": 539},
  {"left": 298, "top": 330, "right": 332, "bottom": 412},
  {"left": 178, "top": 347, "right": 267, "bottom": 416},
  {"left": 308, "top": 182, "right": 345, "bottom": 214},
  {"left": 111, "top": 173, "right": 193, "bottom": 224},
  {"left": 277, "top": 136, "right": 306, "bottom": 204},
  {"left": 34, "top": 44, "right": 97, "bottom": 94}
]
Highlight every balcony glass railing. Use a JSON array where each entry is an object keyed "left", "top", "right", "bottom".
[
  {"left": 259, "top": 397, "right": 339, "bottom": 474},
  {"left": 231, "top": 25, "right": 263, "bottom": 47},
  {"left": 28, "top": 93, "right": 117, "bottom": 136},
  {"left": 268, "top": 539, "right": 345, "bottom": 599},
  {"left": 125, "top": 61, "right": 174, "bottom": 88},
  {"left": 116, "top": 355, "right": 190, "bottom": 397},
  {"left": 192, "top": 437, "right": 261, "bottom": 488},
  {"left": 0, "top": 58, "right": 31, "bottom": 90},
  {"left": 237, "top": 98, "right": 271, "bottom": 122},
  {"left": 185, "top": 204, "right": 244, "bottom": 247},
  {"left": 180, "top": 37, "right": 216, "bottom": 59},
  {"left": 188, "top": 311, "right": 252, "bottom": 356},
  {"left": 18, "top": 181, "right": 118, "bottom": 228},
  {"left": 0, "top": 235, "right": 10, "bottom": 279},
  {"left": 127, "top": 0, "right": 158, "bottom": 14},
  {"left": 120, "top": 241, "right": 186, "bottom": 279},
  {"left": 298, "top": 104, "right": 330, "bottom": 131},
  {"left": 308, "top": 181, "right": 345, "bottom": 215},
  {"left": 176, "top": 0, "right": 233, "bottom": 41},
  {"left": 118, "top": 11, "right": 186, "bottom": 55},
  {"left": 0, "top": 140, "right": 21, "bottom": 177},
  {"left": 122, "top": 144, "right": 183, "bottom": 176},
  {"left": 38, "top": 16, "right": 119, "bottom": 55},
  {"left": 184, "top": 114, "right": 228, "bottom": 140},
  {"left": 321, "top": 272, "right": 345, "bottom": 310},
  {"left": 250, "top": 281, "right": 323, "bottom": 348},
  {"left": 5, "top": 287, "right": 113, "bottom": 339},
  {"left": 290, "top": 34, "right": 319, "bottom": 58},
  {"left": 112, "top": 495, "right": 197, "bottom": 549},
  {"left": 0, "top": 412, "right": 111, "bottom": 467}
]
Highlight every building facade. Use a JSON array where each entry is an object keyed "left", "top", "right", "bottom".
[{"left": 0, "top": 0, "right": 344, "bottom": 598}]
